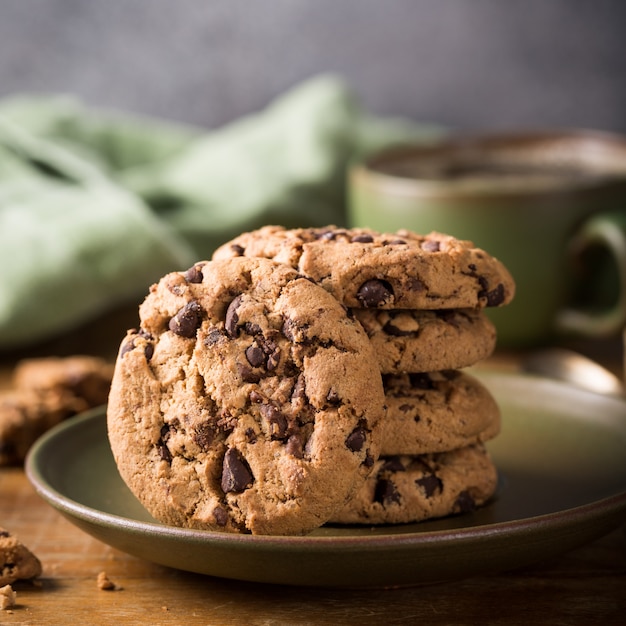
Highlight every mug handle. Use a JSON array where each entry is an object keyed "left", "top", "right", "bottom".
[{"left": 556, "top": 209, "right": 626, "bottom": 337}]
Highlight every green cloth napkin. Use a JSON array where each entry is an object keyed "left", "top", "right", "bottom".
[{"left": 0, "top": 75, "right": 441, "bottom": 349}]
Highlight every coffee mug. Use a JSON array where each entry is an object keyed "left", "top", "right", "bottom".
[{"left": 348, "top": 131, "right": 626, "bottom": 347}]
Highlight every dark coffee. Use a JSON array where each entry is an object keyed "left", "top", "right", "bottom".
[{"left": 379, "top": 158, "right": 606, "bottom": 185}]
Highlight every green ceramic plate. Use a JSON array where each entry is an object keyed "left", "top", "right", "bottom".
[{"left": 26, "top": 371, "right": 626, "bottom": 588}]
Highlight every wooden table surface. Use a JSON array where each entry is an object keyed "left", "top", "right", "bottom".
[{"left": 1, "top": 311, "right": 625, "bottom": 626}]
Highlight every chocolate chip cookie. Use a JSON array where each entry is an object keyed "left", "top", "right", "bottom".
[
  {"left": 380, "top": 370, "right": 500, "bottom": 455},
  {"left": 352, "top": 308, "right": 497, "bottom": 374},
  {"left": 107, "top": 257, "right": 385, "bottom": 535},
  {"left": 212, "top": 225, "right": 515, "bottom": 310},
  {"left": 0, "top": 527, "right": 42, "bottom": 585},
  {"left": 0, "top": 355, "right": 114, "bottom": 465},
  {"left": 0, "top": 388, "right": 83, "bottom": 465},
  {"left": 13, "top": 356, "right": 114, "bottom": 408},
  {"left": 330, "top": 444, "right": 498, "bottom": 525}
]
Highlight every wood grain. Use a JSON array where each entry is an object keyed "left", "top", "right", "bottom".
[
  {"left": 1, "top": 336, "right": 625, "bottom": 625},
  {"left": 1, "top": 462, "right": 625, "bottom": 625}
]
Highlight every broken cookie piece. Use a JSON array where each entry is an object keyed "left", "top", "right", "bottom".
[
  {"left": 0, "top": 584, "right": 16, "bottom": 610},
  {"left": 97, "top": 571, "right": 120, "bottom": 590},
  {"left": 0, "top": 388, "right": 81, "bottom": 465},
  {"left": 0, "top": 355, "right": 114, "bottom": 466},
  {"left": 0, "top": 527, "right": 42, "bottom": 586},
  {"left": 12, "top": 355, "right": 114, "bottom": 408}
]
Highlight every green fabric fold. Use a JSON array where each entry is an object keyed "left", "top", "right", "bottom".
[{"left": 0, "top": 75, "right": 441, "bottom": 349}]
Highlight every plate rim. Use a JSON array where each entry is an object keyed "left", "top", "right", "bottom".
[{"left": 25, "top": 371, "right": 626, "bottom": 552}]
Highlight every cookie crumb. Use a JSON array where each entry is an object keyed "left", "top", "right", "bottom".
[
  {"left": 0, "top": 584, "right": 16, "bottom": 610},
  {"left": 97, "top": 571, "right": 120, "bottom": 591}
]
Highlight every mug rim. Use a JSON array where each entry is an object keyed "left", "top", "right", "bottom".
[{"left": 353, "top": 129, "right": 626, "bottom": 199}]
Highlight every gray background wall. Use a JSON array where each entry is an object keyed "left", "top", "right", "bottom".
[{"left": 1, "top": 0, "right": 625, "bottom": 132}]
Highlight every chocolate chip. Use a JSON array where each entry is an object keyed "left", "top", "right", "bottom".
[
  {"left": 282, "top": 317, "right": 311, "bottom": 343},
  {"left": 285, "top": 433, "right": 304, "bottom": 458},
  {"left": 225, "top": 295, "right": 243, "bottom": 338},
  {"left": 374, "top": 479, "right": 401, "bottom": 505},
  {"left": 244, "top": 336, "right": 281, "bottom": 372},
  {"left": 477, "top": 275, "right": 506, "bottom": 306},
  {"left": 245, "top": 428, "right": 257, "bottom": 443},
  {"left": 407, "top": 277, "right": 426, "bottom": 292},
  {"left": 169, "top": 301, "right": 203, "bottom": 338},
  {"left": 259, "top": 335, "right": 280, "bottom": 369},
  {"left": 217, "top": 410, "right": 237, "bottom": 434},
  {"left": 205, "top": 329, "right": 225, "bottom": 347},
  {"left": 230, "top": 244, "right": 245, "bottom": 256},
  {"left": 193, "top": 422, "right": 215, "bottom": 451},
  {"left": 317, "top": 228, "right": 348, "bottom": 241},
  {"left": 265, "top": 344, "right": 280, "bottom": 371},
  {"left": 351, "top": 234, "right": 374, "bottom": 243},
  {"left": 249, "top": 390, "right": 264, "bottom": 403},
  {"left": 326, "top": 389, "right": 341, "bottom": 406},
  {"left": 213, "top": 505, "right": 229, "bottom": 527},
  {"left": 362, "top": 452, "right": 375, "bottom": 468},
  {"left": 317, "top": 229, "right": 336, "bottom": 240},
  {"left": 282, "top": 318, "right": 297, "bottom": 342},
  {"left": 184, "top": 263, "right": 205, "bottom": 283},
  {"left": 260, "top": 404, "right": 289, "bottom": 440},
  {"left": 356, "top": 279, "right": 394, "bottom": 307},
  {"left": 244, "top": 322, "right": 262, "bottom": 336},
  {"left": 245, "top": 344, "right": 266, "bottom": 368},
  {"left": 291, "top": 374, "right": 306, "bottom": 401},
  {"left": 421, "top": 240, "right": 440, "bottom": 252},
  {"left": 157, "top": 424, "right": 172, "bottom": 463},
  {"left": 415, "top": 474, "right": 443, "bottom": 498},
  {"left": 454, "top": 490, "right": 476, "bottom": 513},
  {"left": 237, "top": 362, "right": 261, "bottom": 383},
  {"left": 121, "top": 335, "right": 155, "bottom": 361},
  {"left": 345, "top": 424, "right": 367, "bottom": 452},
  {"left": 120, "top": 338, "right": 136, "bottom": 357},
  {"left": 485, "top": 283, "right": 506, "bottom": 307},
  {"left": 221, "top": 448, "right": 254, "bottom": 493}
]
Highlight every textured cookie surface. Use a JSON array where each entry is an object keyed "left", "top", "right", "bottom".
[
  {"left": 107, "top": 257, "right": 385, "bottom": 535},
  {"left": 352, "top": 308, "right": 496, "bottom": 374},
  {"left": 330, "top": 444, "right": 498, "bottom": 525},
  {"left": 0, "top": 527, "right": 42, "bottom": 585},
  {"left": 380, "top": 370, "right": 500, "bottom": 456},
  {"left": 213, "top": 225, "right": 515, "bottom": 310}
]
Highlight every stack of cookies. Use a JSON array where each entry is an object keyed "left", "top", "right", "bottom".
[
  {"left": 213, "top": 226, "right": 513, "bottom": 526},
  {"left": 107, "top": 225, "right": 514, "bottom": 535}
]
